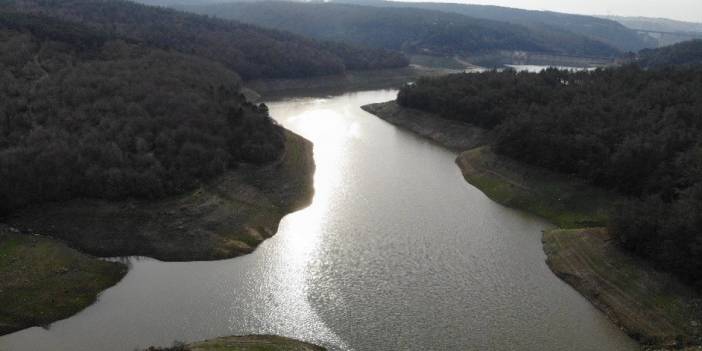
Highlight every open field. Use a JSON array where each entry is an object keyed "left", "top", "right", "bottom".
[
  {"left": 0, "top": 226, "right": 126, "bottom": 335},
  {"left": 5, "top": 130, "right": 315, "bottom": 261}
]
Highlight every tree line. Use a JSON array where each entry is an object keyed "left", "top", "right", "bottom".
[
  {"left": 638, "top": 39, "right": 702, "bottom": 69},
  {"left": 0, "top": 12, "right": 285, "bottom": 215},
  {"left": 398, "top": 65, "right": 702, "bottom": 287}
]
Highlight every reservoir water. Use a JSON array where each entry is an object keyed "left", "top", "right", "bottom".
[{"left": 0, "top": 89, "right": 637, "bottom": 351}]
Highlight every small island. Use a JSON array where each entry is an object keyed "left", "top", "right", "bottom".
[{"left": 145, "top": 335, "right": 325, "bottom": 351}]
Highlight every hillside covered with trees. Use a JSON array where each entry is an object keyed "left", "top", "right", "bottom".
[
  {"left": 183, "top": 1, "right": 621, "bottom": 59},
  {"left": 638, "top": 40, "right": 702, "bottom": 69},
  {"left": 0, "top": 11, "right": 288, "bottom": 214},
  {"left": 333, "top": 0, "right": 657, "bottom": 52},
  {"left": 3, "top": 0, "right": 408, "bottom": 80},
  {"left": 397, "top": 66, "right": 702, "bottom": 287},
  {"left": 147, "top": 0, "right": 655, "bottom": 53}
]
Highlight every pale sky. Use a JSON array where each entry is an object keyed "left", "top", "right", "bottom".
[{"left": 404, "top": 0, "right": 702, "bottom": 23}]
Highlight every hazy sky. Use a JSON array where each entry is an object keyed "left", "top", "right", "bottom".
[{"left": 404, "top": 0, "right": 702, "bottom": 22}]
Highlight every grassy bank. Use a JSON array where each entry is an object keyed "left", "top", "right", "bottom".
[
  {"left": 0, "top": 226, "right": 127, "bottom": 335},
  {"left": 544, "top": 228, "right": 702, "bottom": 348},
  {"left": 5, "top": 130, "right": 315, "bottom": 261},
  {"left": 456, "top": 147, "right": 621, "bottom": 228}
]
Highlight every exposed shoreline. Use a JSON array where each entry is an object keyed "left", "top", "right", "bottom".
[
  {"left": 363, "top": 100, "right": 702, "bottom": 350},
  {"left": 361, "top": 101, "right": 491, "bottom": 152},
  {"left": 4, "top": 129, "right": 315, "bottom": 262}
]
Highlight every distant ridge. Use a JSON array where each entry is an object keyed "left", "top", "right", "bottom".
[
  {"left": 5, "top": 0, "right": 408, "bottom": 80},
  {"left": 182, "top": 0, "right": 623, "bottom": 62}
]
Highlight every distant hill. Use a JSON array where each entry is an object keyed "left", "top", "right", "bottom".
[
  {"left": 4, "top": 0, "right": 408, "bottom": 80},
  {"left": 183, "top": 1, "right": 621, "bottom": 60},
  {"left": 328, "top": 0, "right": 656, "bottom": 52},
  {"left": 601, "top": 15, "right": 702, "bottom": 47},
  {"left": 638, "top": 39, "right": 702, "bottom": 68},
  {"left": 602, "top": 15, "right": 702, "bottom": 34}
]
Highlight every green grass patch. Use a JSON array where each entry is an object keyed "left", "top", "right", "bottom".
[
  {"left": 456, "top": 146, "right": 620, "bottom": 228},
  {"left": 0, "top": 229, "right": 126, "bottom": 335}
]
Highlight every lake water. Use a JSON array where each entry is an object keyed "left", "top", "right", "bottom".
[
  {"left": 0, "top": 90, "right": 637, "bottom": 351},
  {"left": 505, "top": 65, "right": 598, "bottom": 72}
]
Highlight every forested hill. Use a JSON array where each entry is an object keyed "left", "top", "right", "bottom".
[
  {"left": 602, "top": 15, "right": 702, "bottom": 35},
  {"left": 183, "top": 1, "right": 621, "bottom": 59},
  {"left": 332, "top": 0, "right": 656, "bottom": 52},
  {"left": 3, "top": 0, "right": 408, "bottom": 80},
  {"left": 396, "top": 67, "right": 702, "bottom": 287},
  {"left": 0, "top": 11, "right": 286, "bottom": 214},
  {"left": 638, "top": 40, "right": 702, "bottom": 69}
]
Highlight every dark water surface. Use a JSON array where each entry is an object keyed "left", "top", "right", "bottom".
[{"left": 0, "top": 90, "right": 636, "bottom": 351}]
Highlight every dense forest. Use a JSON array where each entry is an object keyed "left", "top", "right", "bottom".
[
  {"left": 638, "top": 40, "right": 702, "bottom": 69},
  {"left": 2, "top": 0, "right": 408, "bottom": 80},
  {"left": 184, "top": 1, "right": 621, "bottom": 59},
  {"left": 0, "top": 11, "right": 288, "bottom": 214},
  {"left": 398, "top": 66, "right": 702, "bottom": 287}
]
